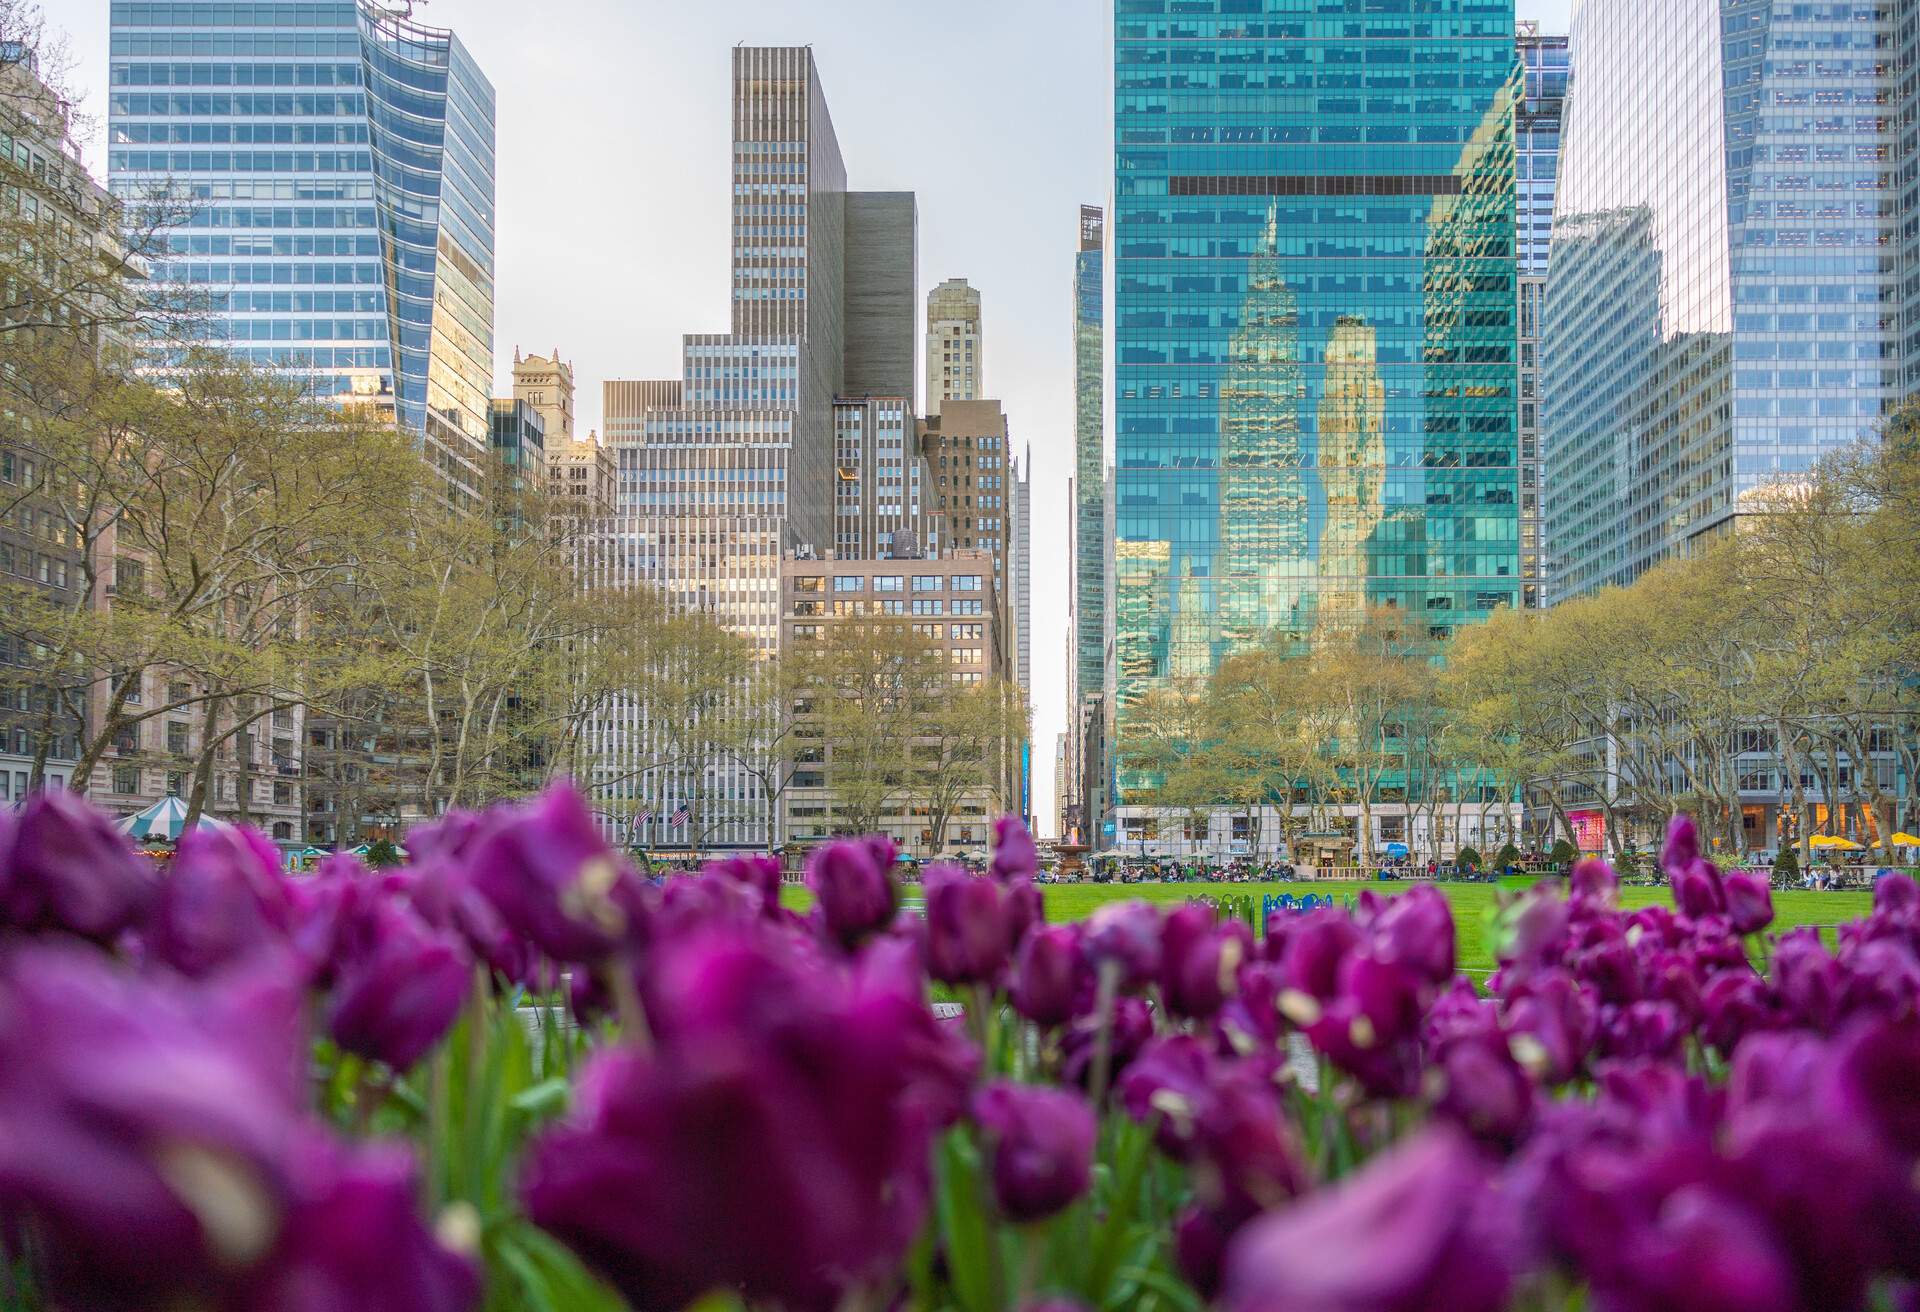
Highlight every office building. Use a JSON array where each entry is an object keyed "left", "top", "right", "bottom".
[
  {"left": 1012, "top": 444, "right": 1031, "bottom": 695},
  {"left": 844, "top": 192, "right": 918, "bottom": 401},
  {"left": 921, "top": 398, "right": 1016, "bottom": 681},
  {"left": 926, "top": 277, "right": 983, "bottom": 414},
  {"left": 1065, "top": 205, "right": 1109, "bottom": 844},
  {"left": 108, "top": 0, "right": 497, "bottom": 501},
  {"left": 1070, "top": 206, "right": 1107, "bottom": 707},
  {"left": 833, "top": 395, "right": 935, "bottom": 559},
  {"left": 1111, "top": 0, "right": 1521, "bottom": 847},
  {"left": 780, "top": 548, "right": 1008, "bottom": 856},
  {"left": 1516, "top": 25, "right": 1566, "bottom": 608},
  {"left": 487, "top": 398, "right": 546, "bottom": 502},
  {"left": 1543, "top": 0, "right": 1904, "bottom": 602},
  {"left": 587, "top": 47, "right": 918, "bottom": 851}
]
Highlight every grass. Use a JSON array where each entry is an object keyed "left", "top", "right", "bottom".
[{"left": 780, "top": 878, "right": 1875, "bottom": 974}]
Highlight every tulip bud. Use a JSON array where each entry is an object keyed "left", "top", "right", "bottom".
[
  {"left": 1569, "top": 856, "right": 1618, "bottom": 902},
  {"left": 0, "top": 788, "right": 157, "bottom": 943},
  {"left": 467, "top": 784, "right": 635, "bottom": 963},
  {"left": 923, "top": 866, "right": 1011, "bottom": 985},
  {"left": 809, "top": 838, "right": 897, "bottom": 951},
  {"left": 1721, "top": 871, "right": 1774, "bottom": 935},
  {"left": 147, "top": 826, "right": 297, "bottom": 980},
  {"left": 1085, "top": 900, "right": 1162, "bottom": 989},
  {"left": 990, "top": 815, "right": 1038, "bottom": 883},
  {"left": 328, "top": 901, "right": 471, "bottom": 1071},
  {"left": 971, "top": 1080, "right": 1096, "bottom": 1223},
  {"left": 1012, "top": 925, "right": 1081, "bottom": 1028},
  {"left": 1660, "top": 813, "right": 1700, "bottom": 880}
]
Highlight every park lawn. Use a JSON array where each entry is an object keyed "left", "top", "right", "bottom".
[{"left": 778, "top": 879, "right": 1874, "bottom": 974}]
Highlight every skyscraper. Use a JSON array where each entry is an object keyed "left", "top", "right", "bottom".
[
  {"left": 925, "top": 277, "right": 983, "bottom": 414},
  {"left": 589, "top": 48, "right": 918, "bottom": 851},
  {"left": 1111, "top": 2, "right": 1521, "bottom": 817},
  {"left": 1543, "top": 0, "right": 1903, "bottom": 602},
  {"left": 1068, "top": 206, "right": 1108, "bottom": 841},
  {"left": 1515, "top": 25, "right": 1567, "bottom": 608},
  {"left": 107, "top": 0, "right": 497, "bottom": 500}
]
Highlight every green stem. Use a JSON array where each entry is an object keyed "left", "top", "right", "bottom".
[{"left": 1088, "top": 960, "right": 1122, "bottom": 1109}]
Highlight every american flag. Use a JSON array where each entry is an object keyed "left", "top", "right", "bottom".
[
  {"left": 635, "top": 810, "right": 653, "bottom": 825},
  {"left": 669, "top": 805, "right": 690, "bottom": 827}
]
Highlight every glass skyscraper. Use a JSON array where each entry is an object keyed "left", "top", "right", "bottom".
[
  {"left": 1112, "top": 0, "right": 1521, "bottom": 795},
  {"left": 1543, "top": 0, "right": 1903, "bottom": 601},
  {"left": 1516, "top": 25, "right": 1566, "bottom": 607},
  {"left": 107, "top": 0, "right": 497, "bottom": 497}
]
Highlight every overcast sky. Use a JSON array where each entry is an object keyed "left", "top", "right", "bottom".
[{"left": 65, "top": 0, "right": 1572, "bottom": 837}]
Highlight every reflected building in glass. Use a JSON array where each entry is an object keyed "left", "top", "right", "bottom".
[
  {"left": 1112, "top": 0, "right": 1520, "bottom": 812},
  {"left": 1543, "top": 0, "right": 1903, "bottom": 602},
  {"left": 107, "top": 1, "right": 497, "bottom": 501}
]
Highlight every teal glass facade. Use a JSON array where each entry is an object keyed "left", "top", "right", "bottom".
[
  {"left": 1112, "top": 0, "right": 1520, "bottom": 788},
  {"left": 107, "top": 1, "right": 497, "bottom": 496}
]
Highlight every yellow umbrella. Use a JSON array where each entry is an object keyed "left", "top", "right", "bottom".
[
  {"left": 1891, "top": 833, "right": 1920, "bottom": 847},
  {"left": 1809, "top": 835, "right": 1865, "bottom": 850}
]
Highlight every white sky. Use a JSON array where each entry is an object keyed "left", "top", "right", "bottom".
[{"left": 63, "top": 0, "right": 1572, "bottom": 838}]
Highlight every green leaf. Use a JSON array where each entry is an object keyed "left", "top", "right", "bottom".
[
  {"left": 510, "top": 1076, "right": 571, "bottom": 1118},
  {"left": 937, "top": 1129, "right": 1001, "bottom": 1312}
]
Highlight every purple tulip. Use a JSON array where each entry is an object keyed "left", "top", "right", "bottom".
[
  {"left": 1162, "top": 905, "right": 1250, "bottom": 1020},
  {"left": 1661, "top": 813, "right": 1700, "bottom": 878},
  {"left": 146, "top": 825, "right": 298, "bottom": 980},
  {"left": 1002, "top": 875, "right": 1044, "bottom": 948},
  {"left": 404, "top": 809, "right": 483, "bottom": 866},
  {"left": 1727, "top": 1030, "right": 1827, "bottom": 1114},
  {"left": 1011, "top": 925, "right": 1082, "bottom": 1028},
  {"left": 1277, "top": 908, "right": 1361, "bottom": 1008},
  {"left": 1876, "top": 873, "right": 1918, "bottom": 917},
  {"left": 1502, "top": 970, "right": 1597, "bottom": 1085},
  {"left": 1824, "top": 1019, "right": 1920, "bottom": 1158},
  {"left": 233, "top": 1133, "right": 479, "bottom": 1312},
  {"left": 1084, "top": 900, "right": 1162, "bottom": 988},
  {"left": 1191, "top": 1063, "right": 1304, "bottom": 1216},
  {"left": 0, "top": 788, "right": 157, "bottom": 943},
  {"left": 1060, "top": 995, "right": 1153, "bottom": 1089},
  {"left": 1599, "top": 999, "right": 1686, "bottom": 1062},
  {"left": 521, "top": 922, "right": 974, "bottom": 1310},
  {"left": 1175, "top": 1204, "right": 1238, "bottom": 1300},
  {"left": 1672, "top": 858, "right": 1727, "bottom": 921},
  {"left": 705, "top": 852, "right": 784, "bottom": 910},
  {"left": 327, "top": 900, "right": 471, "bottom": 1071},
  {"left": 0, "top": 943, "right": 307, "bottom": 1308},
  {"left": 1569, "top": 856, "right": 1618, "bottom": 902},
  {"left": 990, "top": 815, "right": 1038, "bottom": 883},
  {"left": 971, "top": 1080, "right": 1096, "bottom": 1222},
  {"left": 467, "top": 784, "right": 638, "bottom": 963},
  {"left": 1498, "top": 887, "right": 1570, "bottom": 975},
  {"left": 1119, "top": 1034, "right": 1216, "bottom": 1158},
  {"left": 1430, "top": 1029, "right": 1532, "bottom": 1147},
  {"left": 1698, "top": 971, "right": 1776, "bottom": 1057},
  {"left": 1772, "top": 928, "right": 1844, "bottom": 1030},
  {"left": 809, "top": 837, "right": 898, "bottom": 950},
  {"left": 1371, "top": 885, "right": 1456, "bottom": 986},
  {"left": 1722, "top": 871, "right": 1774, "bottom": 935},
  {"left": 1224, "top": 1126, "right": 1509, "bottom": 1312},
  {"left": 923, "top": 865, "right": 1012, "bottom": 985}
]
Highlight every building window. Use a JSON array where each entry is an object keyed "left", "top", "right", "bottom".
[{"left": 831, "top": 576, "right": 863, "bottom": 592}]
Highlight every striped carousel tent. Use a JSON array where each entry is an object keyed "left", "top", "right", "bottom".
[{"left": 115, "top": 796, "right": 231, "bottom": 843}]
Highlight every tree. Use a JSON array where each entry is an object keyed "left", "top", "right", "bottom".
[{"left": 793, "top": 621, "right": 949, "bottom": 838}]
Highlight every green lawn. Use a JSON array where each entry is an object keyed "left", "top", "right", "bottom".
[{"left": 779, "top": 879, "right": 1875, "bottom": 974}]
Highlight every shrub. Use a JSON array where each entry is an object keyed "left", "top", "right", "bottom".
[
  {"left": 1774, "top": 845, "right": 1800, "bottom": 881},
  {"left": 364, "top": 836, "right": 403, "bottom": 869},
  {"left": 1548, "top": 838, "right": 1579, "bottom": 867},
  {"left": 1455, "top": 844, "right": 1483, "bottom": 871}
]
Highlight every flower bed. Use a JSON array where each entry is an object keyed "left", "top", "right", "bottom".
[{"left": 1, "top": 788, "right": 1916, "bottom": 1311}]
